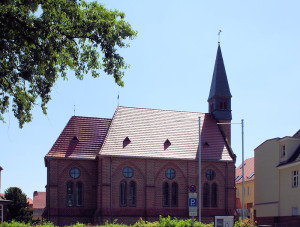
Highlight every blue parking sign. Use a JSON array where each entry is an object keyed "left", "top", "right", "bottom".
[{"left": 189, "top": 198, "right": 197, "bottom": 207}]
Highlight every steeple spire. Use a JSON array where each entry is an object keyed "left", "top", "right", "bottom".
[{"left": 208, "top": 44, "right": 232, "bottom": 121}]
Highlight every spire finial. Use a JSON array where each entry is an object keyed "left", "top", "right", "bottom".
[{"left": 218, "top": 30, "right": 222, "bottom": 44}]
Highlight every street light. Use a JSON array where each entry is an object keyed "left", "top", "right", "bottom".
[{"left": 217, "top": 119, "right": 245, "bottom": 220}]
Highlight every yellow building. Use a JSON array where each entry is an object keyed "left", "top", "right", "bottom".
[
  {"left": 235, "top": 157, "right": 254, "bottom": 220},
  {"left": 255, "top": 130, "right": 300, "bottom": 226}
]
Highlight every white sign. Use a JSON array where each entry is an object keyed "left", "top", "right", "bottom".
[
  {"left": 214, "top": 216, "right": 234, "bottom": 227},
  {"left": 189, "top": 193, "right": 197, "bottom": 216}
]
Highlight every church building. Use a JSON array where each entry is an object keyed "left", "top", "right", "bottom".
[{"left": 44, "top": 44, "right": 236, "bottom": 226}]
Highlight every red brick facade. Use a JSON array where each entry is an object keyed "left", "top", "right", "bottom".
[{"left": 45, "top": 157, "right": 235, "bottom": 225}]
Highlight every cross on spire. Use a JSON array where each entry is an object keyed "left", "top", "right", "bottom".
[{"left": 218, "top": 30, "right": 222, "bottom": 44}]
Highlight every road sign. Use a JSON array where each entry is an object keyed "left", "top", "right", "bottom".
[
  {"left": 189, "top": 198, "right": 197, "bottom": 206},
  {"left": 189, "top": 185, "right": 197, "bottom": 193},
  {"left": 189, "top": 193, "right": 197, "bottom": 216}
]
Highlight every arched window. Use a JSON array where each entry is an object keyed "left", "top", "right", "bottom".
[
  {"left": 203, "top": 183, "right": 209, "bottom": 207},
  {"left": 171, "top": 182, "right": 178, "bottom": 207},
  {"left": 66, "top": 182, "right": 74, "bottom": 206},
  {"left": 120, "top": 181, "right": 127, "bottom": 206},
  {"left": 162, "top": 182, "right": 169, "bottom": 207},
  {"left": 211, "top": 183, "right": 217, "bottom": 207},
  {"left": 76, "top": 182, "right": 83, "bottom": 206},
  {"left": 219, "top": 101, "right": 223, "bottom": 109},
  {"left": 129, "top": 181, "right": 136, "bottom": 207},
  {"left": 224, "top": 100, "right": 227, "bottom": 109}
]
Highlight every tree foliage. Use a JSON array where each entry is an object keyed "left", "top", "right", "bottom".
[
  {"left": 4, "top": 187, "right": 32, "bottom": 223},
  {"left": 0, "top": 0, "right": 137, "bottom": 128}
]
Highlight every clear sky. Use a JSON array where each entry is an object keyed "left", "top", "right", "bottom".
[{"left": 1, "top": 0, "right": 300, "bottom": 199}]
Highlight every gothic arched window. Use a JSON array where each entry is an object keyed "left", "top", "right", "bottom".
[
  {"left": 203, "top": 183, "right": 209, "bottom": 207},
  {"left": 66, "top": 182, "right": 74, "bottom": 206},
  {"left": 211, "top": 183, "right": 218, "bottom": 207},
  {"left": 120, "top": 181, "right": 127, "bottom": 206},
  {"left": 163, "top": 182, "right": 169, "bottom": 207},
  {"left": 129, "top": 181, "right": 136, "bottom": 207},
  {"left": 171, "top": 182, "right": 178, "bottom": 207},
  {"left": 76, "top": 182, "right": 83, "bottom": 206}
]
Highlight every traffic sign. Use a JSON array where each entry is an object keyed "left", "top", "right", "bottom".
[
  {"left": 189, "top": 193, "right": 197, "bottom": 216},
  {"left": 189, "top": 198, "right": 197, "bottom": 207},
  {"left": 189, "top": 185, "right": 197, "bottom": 193}
]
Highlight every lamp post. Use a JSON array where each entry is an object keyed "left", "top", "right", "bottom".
[
  {"left": 199, "top": 116, "right": 201, "bottom": 222},
  {"left": 217, "top": 119, "right": 245, "bottom": 220}
]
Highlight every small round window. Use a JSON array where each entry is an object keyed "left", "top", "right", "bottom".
[
  {"left": 166, "top": 168, "right": 176, "bottom": 180},
  {"left": 206, "top": 169, "right": 216, "bottom": 181},
  {"left": 70, "top": 168, "right": 80, "bottom": 179},
  {"left": 123, "top": 167, "right": 133, "bottom": 178}
]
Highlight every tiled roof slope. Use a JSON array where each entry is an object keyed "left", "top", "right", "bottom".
[
  {"left": 46, "top": 116, "right": 111, "bottom": 159},
  {"left": 99, "top": 106, "right": 234, "bottom": 161},
  {"left": 236, "top": 157, "right": 254, "bottom": 184},
  {"left": 278, "top": 145, "right": 300, "bottom": 167}
]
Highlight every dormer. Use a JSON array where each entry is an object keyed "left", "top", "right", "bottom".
[
  {"left": 123, "top": 137, "right": 131, "bottom": 148},
  {"left": 164, "top": 139, "right": 171, "bottom": 150}
]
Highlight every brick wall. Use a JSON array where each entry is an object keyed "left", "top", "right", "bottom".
[{"left": 46, "top": 157, "right": 236, "bottom": 225}]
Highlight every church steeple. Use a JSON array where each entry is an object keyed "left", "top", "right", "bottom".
[{"left": 208, "top": 44, "right": 232, "bottom": 121}]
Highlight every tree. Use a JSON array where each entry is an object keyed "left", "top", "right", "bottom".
[
  {"left": 4, "top": 187, "right": 32, "bottom": 222},
  {"left": 0, "top": 0, "right": 137, "bottom": 128}
]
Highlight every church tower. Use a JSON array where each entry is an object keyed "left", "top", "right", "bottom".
[{"left": 208, "top": 44, "right": 232, "bottom": 144}]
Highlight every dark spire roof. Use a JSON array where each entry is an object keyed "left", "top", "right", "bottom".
[{"left": 208, "top": 44, "right": 232, "bottom": 101}]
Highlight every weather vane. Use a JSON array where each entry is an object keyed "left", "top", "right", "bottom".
[{"left": 218, "top": 30, "right": 222, "bottom": 44}]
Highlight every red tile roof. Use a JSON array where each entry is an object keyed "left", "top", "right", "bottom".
[
  {"left": 33, "top": 191, "right": 46, "bottom": 209},
  {"left": 235, "top": 157, "right": 254, "bottom": 184},
  {"left": 27, "top": 197, "right": 33, "bottom": 209},
  {"left": 46, "top": 116, "right": 111, "bottom": 159},
  {"left": 100, "top": 106, "right": 234, "bottom": 161}
]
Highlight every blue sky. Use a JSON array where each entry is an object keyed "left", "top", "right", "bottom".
[{"left": 1, "top": 0, "right": 300, "bottom": 198}]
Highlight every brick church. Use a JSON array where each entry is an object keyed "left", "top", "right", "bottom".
[{"left": 44, "top": 44, "right": 236, "bottom": 226}]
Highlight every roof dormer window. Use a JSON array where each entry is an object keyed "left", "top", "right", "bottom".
[
  {"left": 281, "top": 145, "right": 286, "bottom": 157},
  {"left": 164, "top": 139, "right": 171, "bottom": 150},
  {"left": 123, "top": 137, "right": 131, "bottom": 148}
]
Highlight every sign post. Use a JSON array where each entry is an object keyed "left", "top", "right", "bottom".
[{"left": 188, "top": 185, "right": 198, "bottom": 227}]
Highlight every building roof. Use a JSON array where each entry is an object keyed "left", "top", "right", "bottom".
[
  {"left": 235, "top": 157, "right": 254, "bottom": 184},
  {"left": 46, "top": 116, "right": 111, "bottom": 160},
  {"left": 27, "top": 197, "right": 33, "bottom": 208},
  {"left": 99, "top": 106, "right": 235, "bottom": 161},
  {"left": 33, "top": 191, "right": 46, "bottom": 209},
  {"left": 208, "top": 44, "right": 232, "bottom": 101},
  {"left": 278, "top": 145, "right": 300, "bottom": 168}
]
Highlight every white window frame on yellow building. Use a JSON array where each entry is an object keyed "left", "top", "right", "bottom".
[{"left": 293, "top": 170, "right": 298, "bottom": 187}]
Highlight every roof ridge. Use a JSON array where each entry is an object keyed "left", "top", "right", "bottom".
[
  {"left": 118, "top": 105, "right": 205, "bottom": 114},
  {"left": 98, "top": 106, "right": 120, "bottom": 155}
]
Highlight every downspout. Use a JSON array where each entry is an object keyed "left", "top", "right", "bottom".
[
  {"left": 225, "top": 162, "right": 229, "bottom": 215},
  {"left": 110, "top": 157, "right": 113, "bottom": 223}
]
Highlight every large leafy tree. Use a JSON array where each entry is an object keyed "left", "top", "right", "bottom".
[
  {"left": 4, "top": 187, "right": 32, "bottom": 222},
  {"left": 0, "top": 0, "right": 137, "bottom": 128}
]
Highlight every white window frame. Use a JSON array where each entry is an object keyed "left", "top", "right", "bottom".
[
  {"left": 293, "top": 170, "right": 298, "bottom": 187},
  {"left": 0, "top": 204, "right": 3, "bottom": 223},
  {"left": 248, "top": 186, "right": 251, "bottom": 196}
]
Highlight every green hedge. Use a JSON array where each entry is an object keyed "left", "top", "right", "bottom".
[{"left": 0, "top": 216, "right": 256, "bottom": 227}]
